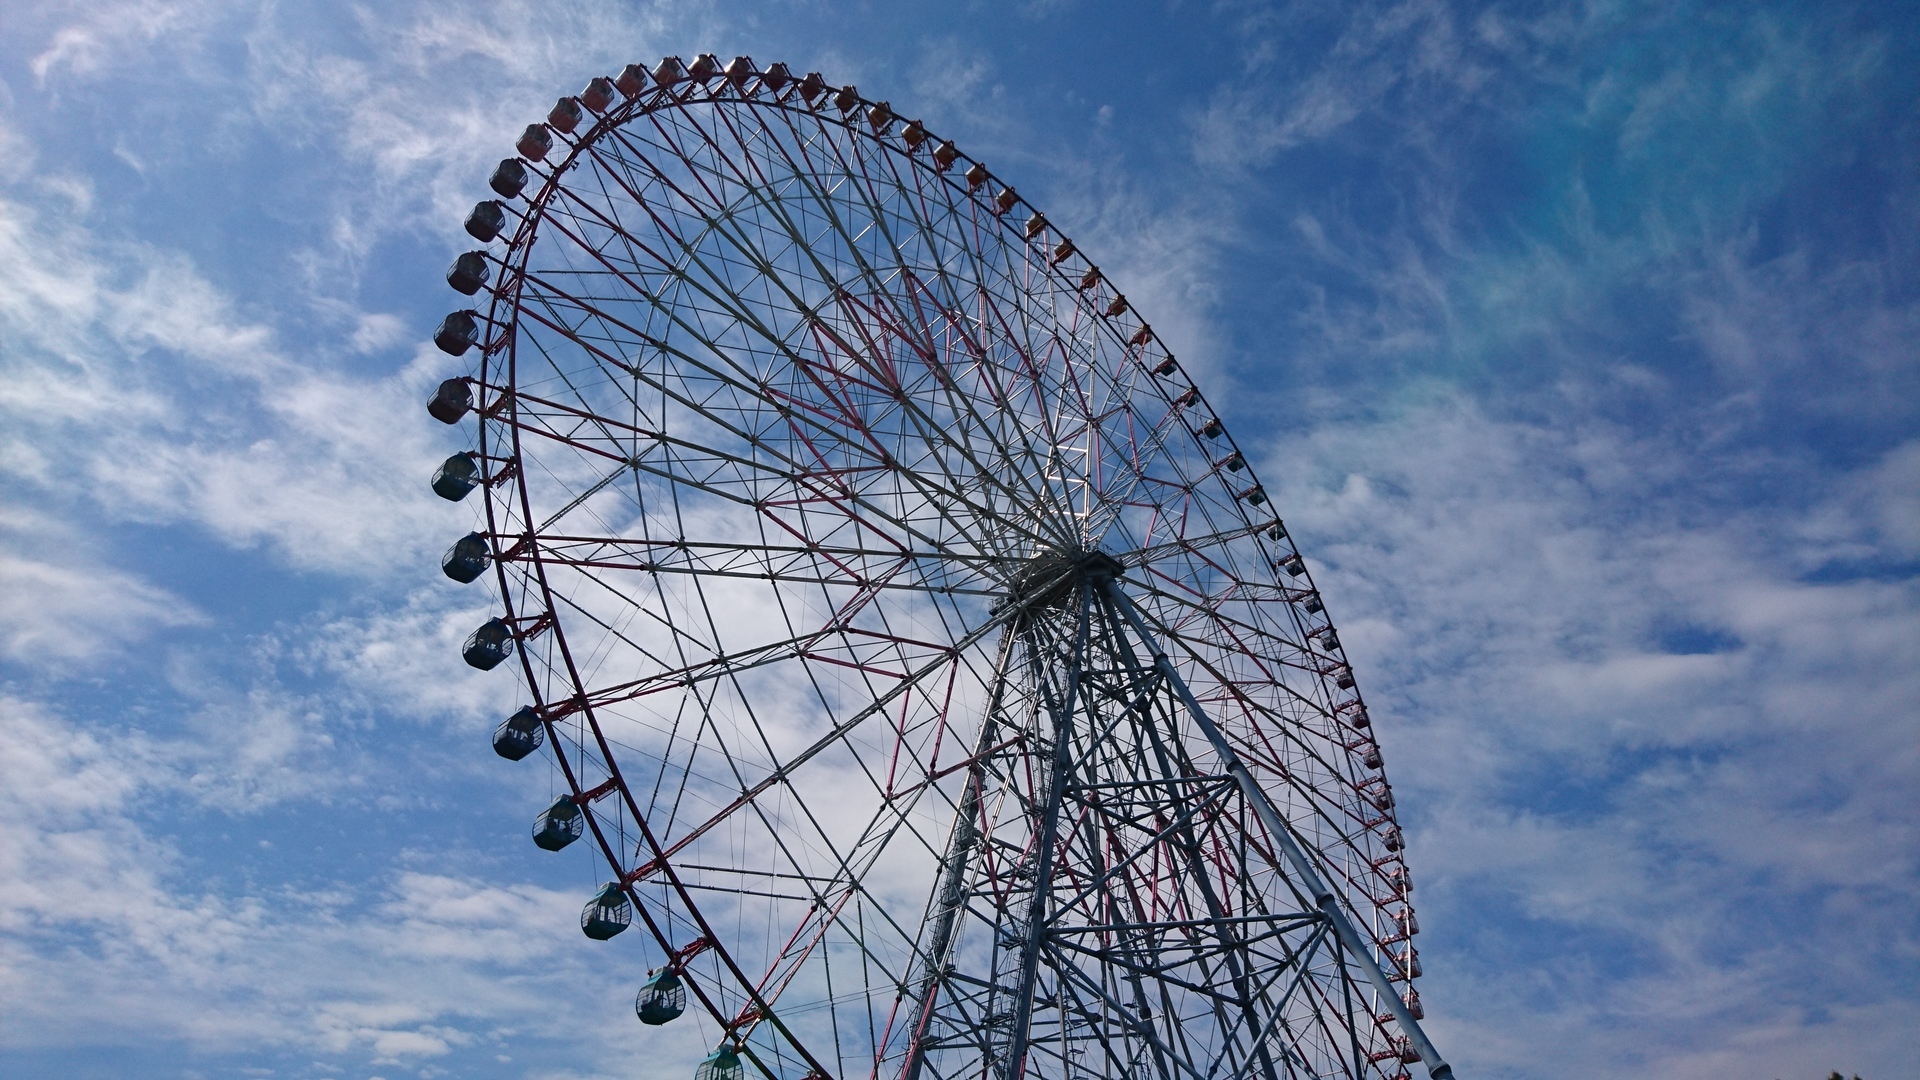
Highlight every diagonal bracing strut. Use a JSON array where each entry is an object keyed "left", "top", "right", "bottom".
[{"left": 1100, "top": 578, "right": 1456, "bottom": 1080}]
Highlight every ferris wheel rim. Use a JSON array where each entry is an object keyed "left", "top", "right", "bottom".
[{"left": 445, "top": 53, "right": 1426, "bottom": 1080}]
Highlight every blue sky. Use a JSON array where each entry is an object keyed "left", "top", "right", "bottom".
[{"left": 1, "top": 1, "right": 1915, "bottom": 1078}]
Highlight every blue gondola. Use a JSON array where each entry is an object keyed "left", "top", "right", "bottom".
[
  {"left": 462, "top": 617, "right": 513, "bottom": 670},
  {"left": 442, "top": 532, "right": 490, "bottom": 583},
  {"left": 434, "top": 310, "right": 480, "bottom": 355},
  {"left": 580, "top": 883, "right": 632, "bottom": 940},
  {"left": 636, "top": 970, "right": 686, "bottom": 1025},
  {"left": 446, "top": 251, "right": 489, "bottom": 295},
  {"left": 427, "top": 378, "right": 472, "bottom": 424},
  {"left": 695, "top": 1046, "right": 743, "bottom": 1080},
  {"left": 492, "top": 706, "right": 543, "bottom": 761},
  {"left": 464, "top": 199, "right": 506, "bottom": 241},
  {"left": 532, "top": 796, "right": 582, "bottom": 851},
  {"left": 432, "top": 454, "right": 479, "bottom": 502},
  {"left": 489, "top": 158, "right": 528, "bottom": 198}
]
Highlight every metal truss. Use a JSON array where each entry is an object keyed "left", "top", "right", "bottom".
[{"left": 902, "top": 556, "right": 1450, "bottom": 1080}]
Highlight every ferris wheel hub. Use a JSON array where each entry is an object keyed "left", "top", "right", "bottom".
[{"left": 1001, "top": 549, "right": 1125, "bottom": 613}]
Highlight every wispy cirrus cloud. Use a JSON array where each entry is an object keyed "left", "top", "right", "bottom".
[
  {"left": 0, "top": 187, "right": 463, "bottom": 580},
  {"left": 0, "top": 695, "right": 620, "bottom": 1063},
  {"left": 0, "top": 505, "right": 203, "bottom": 663},
  {"left": 1161, "top": 4, "right": 1920, "bottom": 1074},
  {"left": 0, "top": 4, "right": 730, "bottom": 1074},
  {"left": 1271, "top": 394, "right": 1920, "bottom": 1078}
]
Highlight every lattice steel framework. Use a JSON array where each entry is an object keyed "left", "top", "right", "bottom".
[{"left": 427, "top": 54, "right": 1451, "bottom": 1080}]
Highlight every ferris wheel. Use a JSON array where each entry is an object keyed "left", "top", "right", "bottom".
[{"left": 424, "top": 54, "right": 1451, "bottom": 1080}]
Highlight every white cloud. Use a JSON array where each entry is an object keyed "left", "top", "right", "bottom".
[
  {"left": 1856, "top": 440, "right": 1920, "bottom": 558},
  {"left": 26, "top": 0, "right": 205, "bottom": 83},
  {"left": 1272, "top": 396, "right": 1920, "bottom": 1078},
  {"left": 0, "top": 698, "right": 609, "bottom": 1062},
  {"left": 0, "top": 507, "right": 203, "bottom": 661},
  {"left": 0, "top": 188, "right": 466, "bottom": 580},
  {"left": 1192, "top": 74, "right": 1370, "bottom": 169},
  {"left": 1191, "top": 0, "right": 1495, "bottom": 170}
]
